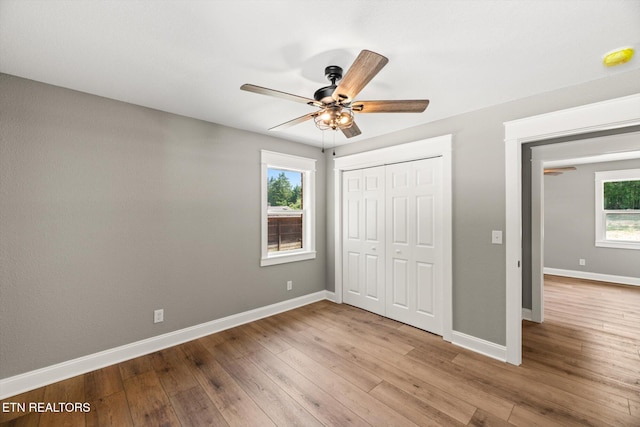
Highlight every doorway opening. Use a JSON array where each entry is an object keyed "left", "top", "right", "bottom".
[
  {"left": 522, "top": 128, "right": 640, "bottom": 324},
  {"left": 504, "top": 93, "right": 640, "bottom": 365}
]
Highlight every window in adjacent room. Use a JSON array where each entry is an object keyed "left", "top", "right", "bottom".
[
  {"left": 261, "top": 150, "right": 316, "bottom": 266},
  {"left": 595, "top": 168, "right": 640, "bottom": 250}
]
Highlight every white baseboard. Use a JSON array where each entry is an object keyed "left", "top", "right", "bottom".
[
  {"left": 451, "top": 331, "right": 507, "bottom": 362},
  {"left": 521, "top": 308, "right": 533, "bottom": 321},
  {"left": 324, "top": 290, "right": 336, "bottom": 302},
  {"left": 544, "top": 268, "right": 640, "bottom": 287},
  {"left": 0, "top": 290, "right": 333, "bottom": 400}
]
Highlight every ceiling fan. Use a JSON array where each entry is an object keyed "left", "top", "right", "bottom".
[
  {"left": 544, "top": 166, "right": 577, "bottom": 176},
  {"left": 240, "top": 50, "right": 429, "bottom": 139}
]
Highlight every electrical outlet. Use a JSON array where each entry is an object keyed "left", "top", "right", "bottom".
[
  {"left": 287, "top": 280, "right": 293, "bottom": 291},
  {"left": 154, "top": 309, "right": 164, "bottom": 323},
  {"left": 579, "top": 259, "right": 586, "bottom": 266}
]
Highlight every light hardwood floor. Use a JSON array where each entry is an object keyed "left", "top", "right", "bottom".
[{"left": 2, "top": 275, "right": 639, "bottom": 426}]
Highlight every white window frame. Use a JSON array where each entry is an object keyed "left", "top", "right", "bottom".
[
  {"left": 261, "top": 150, "right": 316, "bottom": 266},
  {"left": 595, "top": 168, "right": 640, "bottom": 250}
]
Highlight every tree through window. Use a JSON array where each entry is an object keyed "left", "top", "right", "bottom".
[
  {"left": 595, "top": 169, "right": 640, "bottom": 249},
  {"left": 267, "top": 169, "right": 303, "bottom": 252}
]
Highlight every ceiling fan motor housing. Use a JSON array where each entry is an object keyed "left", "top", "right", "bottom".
[{"left": 314, "top": 65, "right": 343, "bottom": 104}]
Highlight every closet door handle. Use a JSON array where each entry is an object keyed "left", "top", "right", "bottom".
[
  {"left": 395, "top": 249, "right": 401, "bottom": 254},
  {"left": 371, "top": 247, "right": 377, "bottom": 251}
]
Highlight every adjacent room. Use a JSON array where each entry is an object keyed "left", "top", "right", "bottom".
[{"left": 1, "top": 1, "right": 639, "bottom": 425}]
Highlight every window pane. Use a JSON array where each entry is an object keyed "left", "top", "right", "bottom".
[
  {"left": 605, "top": 212, "right": 640, "bottom": 242},
  {"left": 603, "top": 180, "right": 640, "bottom": 210},
  {"left": 267, "top": 168, "right": 303, "bottom": 252}
]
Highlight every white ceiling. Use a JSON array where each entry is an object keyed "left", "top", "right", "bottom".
[{"left": 1, "top": 0, "right": 639, "bottom": 147}]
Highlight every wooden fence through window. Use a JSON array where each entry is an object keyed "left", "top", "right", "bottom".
[{"left": 268, "top": 215, "right": 302, "bottom": 252}]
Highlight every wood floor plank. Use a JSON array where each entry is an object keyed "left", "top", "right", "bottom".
[
  {"left": 453, "top": 352, "right": 639, "bottom": 426},
  {"left": 268, "top": 311, "right": 311, "bottom": 333},
  {"left": 368, "top": 381, "right": 465, "bottom": 427},
  {"left": 507, "top": 404, "right": 588, "bottom": 427},
  {"left": 314, "top": 303, "right": 417, "bottom": 355},
  {"left": 0, "top": 411, "right": 41, "bottom": 427},
  {"left": 326, "top": 324, "right": 413, "bottom": 361},
  {"left": 285, "top": 304, "right": 335, "bottom": 330},
  {"left": 237, "top": 321, "right": 292, "bottom": 354},
  {"left": 404, "top": 347, "right": 516, "bottom": 420},
  {"left": 214, "top": 327, "right": 265, "bottom": 357},
  {"left": 84, "top": 365, "right": 124, "bottom": 402},
  {"left": 523, "top": 343, "right": 640, "bottom": 392},
  {"left": 396, "top": 324, "right": 460, "bottom": 359},
  {"left": 467, "top": 408, "right": 515, "bottom": 427},
  {"left": 212, "top": 342, "right": 323, "bottom": 427},
  {"left": 520, "top": 356, "right": 639, "bottom": 405},
  {"left": 496, "top": 351, "right": 631, "bottom": 414},
  {"left": 246, "top": 347, "right": 370, "bottom": 427},
  {"left": 256, "top": 317, "right": 383, "bottom": 392},
  {"left": 180, "top": 340, "right": 275, "bottom": 427},
  {"left": 39, "top": 376, "right": 86, "bottom": 427},
  {"left": 168, "top": 386, "right": 229, "bottom": 427},
  {"left": 306, "top": 326, "right": 479, "bottom": 424},
  {"left": 118, "top": 355, "right": 153, "bottom": 381},
  {"left": 122, "top": 370, "right": 180, "bottom": 427},
  {"left": 149, "top": 346, "right": 199, "bottom": 397},
  {"left": 85, "top": 390, "right": 133, "bottom": 427},
  {"left": 277, "top": 347, "right": 420, "bottom": 427}
]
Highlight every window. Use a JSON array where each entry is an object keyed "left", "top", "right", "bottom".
[
  {"left": 261, "top": 150, "right": 316, "bottom": 266},
  {"left": 595, "top": 169, "right": 640, "bottom": 250}
]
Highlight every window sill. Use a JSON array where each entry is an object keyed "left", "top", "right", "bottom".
[
  {"left": 260, "top": 251, "right": 317, "bottom": 266},
  {"left": 595, "top": 240, "right": 640, "bottom": 250}
]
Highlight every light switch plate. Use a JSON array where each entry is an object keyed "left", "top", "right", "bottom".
[{"left": 492, "top": 230, "right": 503, "bottom": 245}]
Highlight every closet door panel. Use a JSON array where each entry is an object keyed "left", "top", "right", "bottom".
[
  {"left": 342, "top": 167, "right": 385, "bottom": 315},
  {"left": 385, "top": 157, "right": 443, "bottom": 335}
]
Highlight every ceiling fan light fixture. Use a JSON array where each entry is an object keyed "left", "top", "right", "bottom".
[
  {"left": 339, "top": 111, "right": 353, "bottom": 126},
  {"left": 314, "top": 106, "right": 353, "bottom": 131}
]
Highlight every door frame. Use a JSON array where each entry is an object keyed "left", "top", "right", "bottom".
[
  {"left": 503, "top": 93, "right": 640, "bottom": 365},
  {"left": 333, "top": 135, "right": 453, "bottom": 342}
]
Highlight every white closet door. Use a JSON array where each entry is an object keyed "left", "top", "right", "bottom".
[
  {"left": 342, "top": 166, "right": 386, "bottom": 315},
  {"left": 385, "top": 157, "right": 443, "bottom": 335}
]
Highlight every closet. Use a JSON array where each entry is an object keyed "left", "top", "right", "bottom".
[{"left": 342, "top": 157, "right": 444, "bottom": 335}]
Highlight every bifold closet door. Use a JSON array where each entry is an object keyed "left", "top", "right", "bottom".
[
  {"left": 385, "top": 157, "right": 443, "bottom": 335},
  {"left": 342, "top": 166, "right": 386, "bottom": 315}
]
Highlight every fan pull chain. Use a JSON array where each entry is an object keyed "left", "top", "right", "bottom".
[
  {"left": 321, "top": 130, "right": 325, "bottom": 153},
  {"left": 332, "top": 130, "right": 336, "bottom": 156}
]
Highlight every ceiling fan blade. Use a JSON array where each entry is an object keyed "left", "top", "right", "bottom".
[
  {"left": 268, "top": 112, "right": 318, "bottom": 131},
  {"left": 351, "top": 99, "right": 429, "bottom": 113},
  {"left": 340, "top": 121, "right": 362, "bottom": 138},
  {"left": 332, "top": 50, "right": 389, "bottom": 103},
  {"left": 241, "top": 84, "right": 321, "bottom": 107},
  {"left": 544, "top": 171, "right": 563, "bottom": 176}
]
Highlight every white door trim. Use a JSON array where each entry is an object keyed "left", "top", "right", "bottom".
[
  {"left": 503, "top": 93, "right": 640, "bottom": 365},
  {"left": 333, "top": 135, "right": 453, "bottom": 342}
]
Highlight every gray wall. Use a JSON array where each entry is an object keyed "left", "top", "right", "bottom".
[
  {"left": 0, "top": 74, "right": 326, "bottom": 378},
  {"left": 327, "top": 69, "right": 640, "bottom": 346},
  {"left": 544, "top": 159, "right": 640, "bottom": 277}
]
